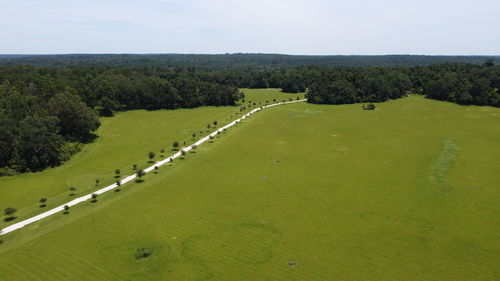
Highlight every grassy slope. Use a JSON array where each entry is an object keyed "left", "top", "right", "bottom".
[
  {"left": 0, "top": 89, "right": 303, "bottom": 227},
  {"left": 0, "top": 107, "right": 241, "bottom": 227},
  {"left": 1, "top": 92, "right": 499, "bottom": 280}
]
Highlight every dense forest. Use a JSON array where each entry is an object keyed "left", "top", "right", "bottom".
[
  {"left": 0, "top": 54, "right": 499, "bottom": 69},
  {"left": 0, "top": 57, "right": 499, "bottom": 175},
  {"left": 0, "top": 66, "right": 241, "bottom": 175}
]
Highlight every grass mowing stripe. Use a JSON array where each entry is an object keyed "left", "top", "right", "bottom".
[{"left": 1, "top": 91, "right": 499, "bottom": 280}]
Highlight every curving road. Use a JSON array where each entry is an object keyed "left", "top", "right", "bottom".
[{"left": 0, "top": 99, "right": 307, "bottom": 237}]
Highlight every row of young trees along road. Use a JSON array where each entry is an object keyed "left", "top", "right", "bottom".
[{"left": 0, "top": 61, "right": 499, "bottom": 174}]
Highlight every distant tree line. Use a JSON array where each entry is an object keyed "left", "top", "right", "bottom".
[
  {"left": 1, "top": 61, "right": 498, "bottom": 174},
  {"left": 0, "top": 54, "right": 499, "bottom": 69}
]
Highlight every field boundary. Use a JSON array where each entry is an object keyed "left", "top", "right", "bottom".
[{"left": 0, "top": 99, "right": 307, "bottom": 236}]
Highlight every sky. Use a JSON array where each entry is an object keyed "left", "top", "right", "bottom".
[{"left": 0, "top": 0, "right": 499, "bottom": 55}]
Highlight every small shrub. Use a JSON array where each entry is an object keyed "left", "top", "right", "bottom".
[
  {"left": 136, "top": 170, "right": 146, "bottom": 182},
  {"left": 134, "top": 247, "right": 153, "bottom": 260},
  {"left": 4, "top": 207, "right": 17, "bottom": 222},
  {"left": 115, "top": 180, "right": 122, "bottom": 192},
  {"left": 172, "top": 141, "right": 180, "bottom": 150},
  {"left": 148, "top": 152, "right": 155, "bottom": 161},
  {"left": 363, "top": 103, "right": 376, "bottom": 110}
]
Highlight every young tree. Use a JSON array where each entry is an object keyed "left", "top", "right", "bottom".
[
  {"left": 172, "top": 141, "right": 180, "bottom": 150},
  {"left": 181, "top": 150, "right": 186, "bottom": 156},
  {"left": 213, "top": 121, "right": 218, "bottom": 127},
  {"left": 95, "top": 178, "right": 100, "bottom": 186},
  {"left": 4, "top": 207, "right": 16, "bottom": 220},
  {"left": 63, "top": 205, "right": 70, "bottom": 214},
  {"left": 148, "top": 152, "right": 155, "bottom": 161},
  {"left": 115, "top": 180, "right": 122, "bottom": 192},
  {"left": 133, "top": 164, "right": 138, "bottom": 170},
  {"left": 39, "top": 198, "right": 47, "bottom": 207},
  {"left": 69, "top": 186, "right": 77, "bottom": 196},
  {"left": 363, "top": 103, "right": 376, "bottom": 110},
  {"left": 207, "top": 123, "right": 211, "bottom": 129},
  {"left": 115, "top": 169, "right": 121, "bottom": 178},
  {"left": 137, "top": 169, "right": 145, "bottom": 178},
  {"left": 91, "top": 193, "right": 98, "bottom": 202},
  {"left": 192, "top": 133, "right": 196, "bottom": 139}
]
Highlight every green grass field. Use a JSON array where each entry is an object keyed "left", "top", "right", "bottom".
[
  {"left": 0, "top": 90, "right": 498, "bottom": 280},
  {"left": 0, "top": 89, "right": 304, "bottom": 228}
]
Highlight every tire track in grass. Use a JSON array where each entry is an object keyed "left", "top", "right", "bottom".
[
  {"left": 33, "top": 247, "right": 105, "bottom": 281},
  {"left": 131, "top": 202, "right": 343, "bottom": 279},
  {"left": 109, "top": 212, "right": 284, "bottom": 281},
  {"left": 16, "top": 251, "right": 73, "bottom": 281},
  {"left": 136, "top": 202, "right": 345, "bottom": 277},
  {"left": 122, "top": 205, "right": 335, "bottom": 281},
  {"left": 43, "top": 246, "right": 124, "bottom": 281},
  {"left": 0, "top": 259, "right": 43, "bottom": 281},
  {"left": 105, "top": 214, "right": 193, "bottom": 281},
  {"left": 103, "top": 191, "right": 343, "bottom": 280},
  {"left": 0, "top": 260, "right": 28, "bottom": 281}
]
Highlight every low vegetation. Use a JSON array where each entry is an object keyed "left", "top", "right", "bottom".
[{"left": 0, "top": 94, "right": 498, "bottom": 280}]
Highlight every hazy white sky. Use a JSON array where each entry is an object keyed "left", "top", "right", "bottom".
[{"left": 0, "top": 0, "right": 499, "bottom": 55}]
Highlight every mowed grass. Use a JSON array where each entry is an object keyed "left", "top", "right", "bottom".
[
  {"left": 0, "top": 89, "right": 301, "bottom": 228},
  {"left": 1, "top": 93, "right": 499, "bottom": 280}
]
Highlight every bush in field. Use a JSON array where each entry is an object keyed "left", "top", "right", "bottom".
[
  {"left": 135, "top": 247, "right": 153, "bottom": 260},
  {"left": 363, "top": 103, "right": 376, "bottom": 110},
  {"left": 136, "top": 169, "right": 146, "bottom": 183},
  {"left": 69, "top": 186, "right": 77, "bottom": 196},
  {"left": 39, "top": 198, "right": 47, "bottom": 207},
  {"left": 4, "top": 207, "right": 17, "bottom": 222},
  {"left": 172, "top": 141, "right": 180, "bottom": 150},
  {"left": 148, "top": 152, "right": 155, "bottom": 162}
]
